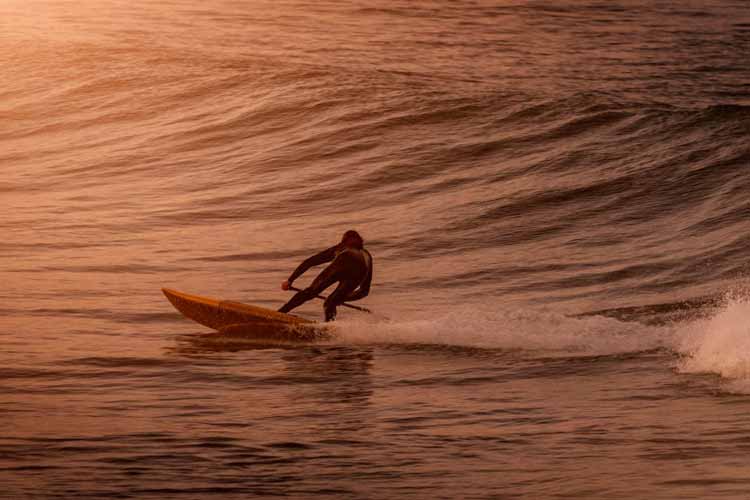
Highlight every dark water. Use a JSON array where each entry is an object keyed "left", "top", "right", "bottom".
[{"left": 3, "top": 1, "right": 750, "bottom": 498}]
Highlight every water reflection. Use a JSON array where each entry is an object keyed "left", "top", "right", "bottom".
[
  {"left": 281, "top": 346, "right": 375, "bottom": 442},
  {"left": 170, "top": 334, "right": 373, "bottom": 401},
  {"left": 169, "top": 331, "right": 325, "bottom": 354}
]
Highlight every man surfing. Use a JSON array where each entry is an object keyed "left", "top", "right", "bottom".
[{"left": 279, "top": 230, "right": 373, "bottom": 321}]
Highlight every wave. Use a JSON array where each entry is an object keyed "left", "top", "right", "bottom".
[{"left": 5, "top": 24, "right": 750, "bottom": 343}]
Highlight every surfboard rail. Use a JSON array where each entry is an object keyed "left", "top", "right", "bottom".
[{"left": 162, "top": 288, "right": 314, "bottom": 333}]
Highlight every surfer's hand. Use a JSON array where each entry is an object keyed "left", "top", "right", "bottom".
[{"left": 281, "top": 280, "right": 291, "bottom": 291}]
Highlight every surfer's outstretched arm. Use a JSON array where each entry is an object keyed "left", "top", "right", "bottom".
[
  {"left": 279, "top": 262, "right": 341, "bottom": 314},
  {"left": 286, "top": 245, "right": 338, "bottom": 285}
]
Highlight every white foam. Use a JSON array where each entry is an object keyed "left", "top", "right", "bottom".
[
  {"left": 675, "top": 293, "right": 750, "bottom": 391},
  {"left": 331, "top": 304, "right": 672, "bottom": 356},
  {"left": 329, "top": 291, "right": 750, "bottom": 393}
]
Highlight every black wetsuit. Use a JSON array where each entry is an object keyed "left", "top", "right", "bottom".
[{"left": 279, "top": 244, "right": 373, "bottom": 321}]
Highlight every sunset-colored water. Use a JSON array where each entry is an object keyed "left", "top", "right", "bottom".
[{"left": 3, "top": 1, "right": 750, "bottom": 498}]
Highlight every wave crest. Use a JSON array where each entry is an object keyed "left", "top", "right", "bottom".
[{"left": 677, "top": 289, "right": 750, "bottom": 392}]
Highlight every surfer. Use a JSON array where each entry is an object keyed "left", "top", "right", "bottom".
[{"left": 279, "top": 230, "right": 372, "bottom": 321}]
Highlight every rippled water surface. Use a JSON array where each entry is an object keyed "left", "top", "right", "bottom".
[{"left": 3, "top": 1, "right": 750, "bottom": 498}]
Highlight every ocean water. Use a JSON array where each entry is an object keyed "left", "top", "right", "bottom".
[{"left": 3, "top": 0, "right": 750, "bottom": 498}]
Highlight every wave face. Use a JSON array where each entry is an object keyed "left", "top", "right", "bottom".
[
  {"left": 4, "top": 8, "right": 749, "bottom": 318},
  {"left": 3, "top": 1, "right": 750, "bottom": 361},
  {"left": 3, "top": 2, "right": 750, "bottom": 497},
  {"left": 2, "top": 2, "right": 750, "bottom": 359}
]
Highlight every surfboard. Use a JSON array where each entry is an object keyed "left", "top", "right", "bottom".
[{"left": 162, "top": 288, "right": 327, "bottom": 342}]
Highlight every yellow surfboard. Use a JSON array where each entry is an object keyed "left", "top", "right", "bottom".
[{"left": 162, "top": 288, "right": 327, "bottom": 342}]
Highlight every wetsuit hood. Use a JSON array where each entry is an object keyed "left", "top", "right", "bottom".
[{"left": 341, "top": 230, "right": 364, "bottom": 249}]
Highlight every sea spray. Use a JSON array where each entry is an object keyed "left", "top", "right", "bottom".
[
  {"left": 676, "top": 290, "right": 750, "bottom": 391},
  {"left": 332, "top": 304, "right": 674, "bottom": 356}
]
